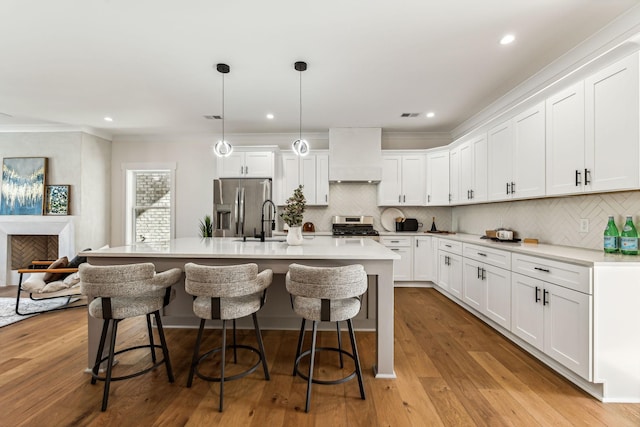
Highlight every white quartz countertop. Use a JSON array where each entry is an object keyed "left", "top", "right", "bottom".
[
  {"left": 81, "top": 236, "right": 400, "bottom": 261},
  {"left": 431, "top": 233, "right": 640, "bottom": 266}
]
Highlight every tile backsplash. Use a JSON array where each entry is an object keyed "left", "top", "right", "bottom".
[{"left": 453, "top": 190, "right": 640, "bottom": 250}]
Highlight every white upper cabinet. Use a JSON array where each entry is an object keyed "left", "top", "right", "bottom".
[
  {"left": 218, "top": 151, "right": 274, "bottom": 178},
  {"left": 454, "top": 133, "right": 488, "bottom": 204},
  {"left": 279, "top": 151, "right": 329, "bottom": 206},
  {"left": 585, "top": 52, "right": 639, "bottom": 193},
  {"left": 449, "top": 145, "right": 461, "bottom": 204},
  {"left": 426, "top": 149, "right": 450, "bottom": 205},
  {"left": 546, "top": 82, "right": 586, "bottom": 195},
  {"left": 378, "top": 153, "right": 425, "bottom": 206},
  {"left": 488, "top": 102, "right": 546, "bottom": 201}
]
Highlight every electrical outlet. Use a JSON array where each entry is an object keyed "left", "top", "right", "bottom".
[{"left": 580, "top": 218, "right": 589, "bottom": 233}]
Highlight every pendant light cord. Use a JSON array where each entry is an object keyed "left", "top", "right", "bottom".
[
  {"left": 299, "top": 68, "right": 302, "bottom": 141},
  {"left": 222, "top": 72, "right": 225, "bottom": 141}
]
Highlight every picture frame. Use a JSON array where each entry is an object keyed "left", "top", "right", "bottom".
[
  {"left": 0, "top": 157, "right": 47, "bottom": 215},
  {"left": 45, "top": 185, "right": 70, "bottom": 215}
]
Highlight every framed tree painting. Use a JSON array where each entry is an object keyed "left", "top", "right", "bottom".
[
  {"left": 45, "top": 185, "right": 70, "bottom": 215},
  {"left": 0, "top": 157, "right": 47, "bottom": 215}
]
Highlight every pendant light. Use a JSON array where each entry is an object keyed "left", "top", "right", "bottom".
[
  {"left": 213, "top": 63, "right": 233, "bottom": 158},
  {"left": 292, "top": 61, "right": 310, "bottom": 156}
]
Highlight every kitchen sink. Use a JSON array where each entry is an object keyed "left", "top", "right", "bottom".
[{"left": 233, "top": 238, "right": 286, "bottom": 243}]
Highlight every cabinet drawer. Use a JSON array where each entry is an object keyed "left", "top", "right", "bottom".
[
  {"left": 512, "top": 253, "right": 592, "bottom": 294},
  {"left": 438, "top": 238, "right": 462, "bottom": 255},
  {"left": 381, "top": 236, "right": 412, "bottom": 247},
  {"left": 463, "top": 243, "right": 511, "bottom": 269}
]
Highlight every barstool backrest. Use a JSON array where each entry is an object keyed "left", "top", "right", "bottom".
[
  {"left": 286, "top": 263, "right": 367, "bottom": 299},
  {"left": 184, "top": 263, "right": 271, "bottom": 298},
  {"left": 80, "top": 263, "right": 172, "bottom": 299}
]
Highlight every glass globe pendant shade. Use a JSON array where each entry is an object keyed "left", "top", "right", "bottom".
[
  {"left": 292, "top": 139, "right": 310, "bottom": 156},
  {"left": 214, "top": 140, "right": 233, "bottom": 157}
]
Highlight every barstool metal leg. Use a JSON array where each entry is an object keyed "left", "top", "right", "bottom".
[
  {"left": 146, "top": 314, "right": 156, "bottom": 363},
  {"left": 305, "top": 320, "right": 318, "bottom": 413},
  {"left": 187, "top": 318, "right": 206, "bottom": 388},
  {"left": 233, "top": 319, "right": 238, "bottom": 364},
  {"left": 154, "top": 311, "right": 174, "bottom": 382},
  {"left": 347, "top": 319, "right": 366, "bottom": 400},
  {"left": 220, "top": 319, "right": 227, "bottom": 412},
  {"left": 293, "top": 318, "right": 306, "bottom": 375},
  {"left": 102, "top": 319, "right": 120, "bottom": 411},
  {"left": 92, "top": 319, "right": 110, "bottom": 384},
  {"left": 252, "top": 313, "right": 270, "bottom": 380},
  {"left": 336, "top": 321, "right": 344, "bottom": 368}
]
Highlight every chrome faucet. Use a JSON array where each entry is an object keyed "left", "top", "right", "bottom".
[{"left": 260, "top": 199, "right": 277, "bottom": 242}]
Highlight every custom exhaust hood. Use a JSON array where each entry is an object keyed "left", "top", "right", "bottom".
[{"left": 329, "top": 128, "right": 382, "bottom": 182}]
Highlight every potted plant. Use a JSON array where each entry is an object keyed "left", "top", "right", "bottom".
[
  {"left": 199, "top": 214, "right": 213, "bottom": 238},
  {"left": 281, "top": 185, "right": 306, "bottom": 245}
]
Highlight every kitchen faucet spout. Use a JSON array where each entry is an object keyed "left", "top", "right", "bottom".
[{"left": 260, "top": 199, "right": 277, "bottom": 242}]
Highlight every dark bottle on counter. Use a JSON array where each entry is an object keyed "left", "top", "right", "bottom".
[
  {"left": 603, "top": 216, "right": 619, "bottom": 253},
  {"left": 620, "top": 215, "right": 638, "bottom": 255}
]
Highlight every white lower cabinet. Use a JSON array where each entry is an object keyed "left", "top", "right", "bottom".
[
  {"left": 437, "top": 239, "right": 463, "bottom": 299},
  {"left": 381, "top": 236, "right": 413, "bottom": 282},
  {"left": 463, "top": 258, "right": 511, "bottom": 329},
  {"left": 511, "top": 272, "right": 592, "bottom": 380},
  {"left": 414, "top": 236, "right": 436, "bottom": 281}
]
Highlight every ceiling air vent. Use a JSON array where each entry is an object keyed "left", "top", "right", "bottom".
[
  {"left": 203, "top": 115, "right": 222, "bottom": 120},
  {"left": 400, "top": 113, "right": 420, "bottom": 118}
]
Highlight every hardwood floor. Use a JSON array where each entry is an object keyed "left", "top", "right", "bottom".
[{"left": 1, "top": 287, "right": 638, "bottom": 426}]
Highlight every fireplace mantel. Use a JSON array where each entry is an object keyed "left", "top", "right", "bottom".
[{"left": 0, "top": 216, "right": 75, "bottom": 285}]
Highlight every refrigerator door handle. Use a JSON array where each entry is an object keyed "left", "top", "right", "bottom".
[
  {"left": 239, "top": 187, "right": 246, "bottom": 235},
  {"left": 234, "top": 187, "right": 240, "bottom": 234}
]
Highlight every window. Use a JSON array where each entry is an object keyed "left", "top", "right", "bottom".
[{"left": 124, "top": 164, "right": 176, "bottom": 244}]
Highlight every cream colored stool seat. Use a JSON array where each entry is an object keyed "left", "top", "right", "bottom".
[
  {"left": 79, "top": 262, "right": 182, "bottom": 411},
  {"left": 286, "top": 263, "right": 367, "bottom": 412},
  {"left": 184, "top": 262, "right": 272, "bottom": 412}
]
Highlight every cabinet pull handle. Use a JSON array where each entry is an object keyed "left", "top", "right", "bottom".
[
  {"left": 535, "top": 286, "right": 541, "bottom": 303},
  {"left": 506, "top": 182, "right": 510, "bottom": 194},
  {"left": 449, "top": 193, "right": 452, "bottom": 202},
  {"left": 427, "top": 194, "right": 431, "bottom": 203},
  {"left": 511, "top": 182, "right": 515, "bottom": 194},
  {"left": 575, "top": 170, "right": 581, "bottom": 186},
  {"left": 481, "top": 268, "right": 486, "bottom": 280},
  {"left": 477, "top": 266, "right": 481, "bottom": 279},
  {"left": 416, "top": 240, "right": 419, "bottom": 248},
  {"left": 245, "top": 166, "right": 248, "bottom": 174},
  {"left": 325, "top": 194, "right": 328, "bottom": 202},
  {"left": 391, "top": 248, "right": 400, "bottom": 251},
  {"left": 477, "top": 252, "right": 487, "bottom": 257},
  {"left": 470, "top": 189, "right": 474, "bottom": 199},
  {"left": 390, "top": 240, "right": 400, "bottom": 243},
  {"left": 403, "top": 195, "right": 406, "bottom": 203},
  {"left": 584, "top": 169, "right": 591, "bottom": 185},
  {"left": 467, "top": 190, "right": 470, "bottom": 199},
  {"left": 543, "top": 289, "right": 549, "bottom": 306},
  {"left": 399, "top": 195, "right": 402, "bottom": 203},
  {"left": 240, "top": 166, "right": 244, "bottom": 175},
  {"left": 534, "top": 267, "right": 550, "bottom": 273}
]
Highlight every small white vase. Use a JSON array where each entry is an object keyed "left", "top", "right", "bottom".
[{"left": 287, "top": 225, "right": 304, "bottom": 246}]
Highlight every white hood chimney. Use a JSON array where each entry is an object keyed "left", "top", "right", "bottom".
[{"left": 329, "top": 128, "right": 382, "bottom": 182}]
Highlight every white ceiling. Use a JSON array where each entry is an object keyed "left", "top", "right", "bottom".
[{"left": 0, "top": 0, "right": 638, "bottom": 139}]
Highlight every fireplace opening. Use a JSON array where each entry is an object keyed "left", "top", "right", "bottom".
[{"left": 10, "top": 235, "right": 59, "bottom": 270}]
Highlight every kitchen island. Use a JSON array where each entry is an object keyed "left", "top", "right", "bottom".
[{"left": 82, "top": 236, "right": 400, "bottom": 378}]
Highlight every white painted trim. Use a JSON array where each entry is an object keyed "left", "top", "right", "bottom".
[{"left": 0, "top": 125, "right": 113, "bottom": 141}]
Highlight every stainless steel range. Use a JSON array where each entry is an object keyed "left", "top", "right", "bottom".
[{"left": 332, "top": 215, "right": 380, "bottom": 240}]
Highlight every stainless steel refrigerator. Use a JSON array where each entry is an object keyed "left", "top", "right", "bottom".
[{"left": 213, "top": 178, "right": 274, "bottom": 238}]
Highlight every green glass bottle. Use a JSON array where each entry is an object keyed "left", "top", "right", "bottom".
[
  {"left": 620, "top": 215, "right": 638, "bottom": 255},
  {"left": 603, "top": 216, "right": 619, "bottom": 253}
]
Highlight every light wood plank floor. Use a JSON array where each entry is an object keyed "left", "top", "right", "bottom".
[{"left": 1, "top": 287, "right": 638, "bottom": 426}]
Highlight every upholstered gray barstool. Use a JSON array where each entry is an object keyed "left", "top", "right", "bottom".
[
  {"left": 184, "top": 262, "right": 272, "bottom": 412},
  {"left": 79, "top": 263, "right": 182, "bottom": 411},
  {"left": 286, "top": 263, "right": 367, "bottom": 412}
]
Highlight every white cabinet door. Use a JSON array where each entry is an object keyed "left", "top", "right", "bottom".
[
  {"left": 414, "top": 236, "right": 435, "bottom": 281},
  {"left": 437, "top": 250, "right": 451, "bottom": 292},
  {"left": 389, "top": 246, "right": 413, "bottom": 281},
  {"left": 512, "top": 102, "right": 546, "bottom": 199},
  {"left": 511, "top": 273, "right": 544, "bottom": 351},
  {"left": 426, "top": 150, "right": 450, "bottom": 205},
  {"left": 484, "top": 263, "right": 512, "bottom": 329},
  {"left": 471, "top": 134, "right": 488, "bottom": 203},
  {"left": 244, "top": 152, "right": 274, "bottom": 177},
  {"left": 457, "top": 141, "right": 472, "bottom": 203},
  {"left": 447, "top": 253, "right": 463, "bottom": 300},
  {"left": 280, "top": 154, "right": 300, "bottom": 205},
  {"left": 449, "top": 146, "right": 461, "bottom": 204},
  {"left": 463, "top": 258, "right": 483, "bottom": 312},
  {"left": 487, "top": 120, "right": 513, "bottom": 201},
  {"left": 300, "top": 156, "right": 317, "bottom": 204},
  {"left": 546, "top": 82, "right": 586, "bottom": 196},
  {"left": 402, "top": 155, "right": 426, "bottom": 205},
  {"left": 378, "top": 155, "right": 402, "bottom": 205},
  {"left": 543, "top": 282, "right": 592, "bottom": 380},
  {"left": 316, "top": 153, "right": 329, "bottom": 205},
  {"left": 218, "top": 152, "right": 246, "bottom": 178},
  {"left": 585, "top": 52, "right": 639, "bottom": 193}
]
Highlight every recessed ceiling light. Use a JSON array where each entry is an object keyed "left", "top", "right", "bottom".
[
  {"left": 104, "top": 117, "right": 113, "bottom": 122},
  {"left": 426, "top": 112, "right": 435, "bottom": 118},
  {"left": 500, "top": 34, "right": 515, "bottom": 45},
  {"left": 266, "top": 113, "right": 274, "bottom": 120}
]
